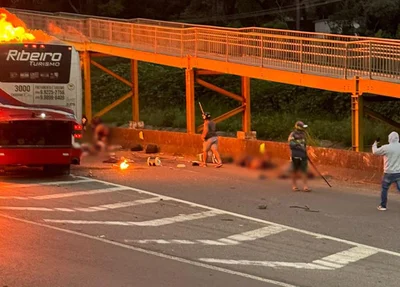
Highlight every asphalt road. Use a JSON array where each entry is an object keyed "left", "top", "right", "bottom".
[{"left": 1, "top": 152, "right": 400, "bottom": 287}]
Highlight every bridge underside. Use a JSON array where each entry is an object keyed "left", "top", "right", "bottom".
[{"left": 74, "top": 43, "right": 400, "bottom": 152}]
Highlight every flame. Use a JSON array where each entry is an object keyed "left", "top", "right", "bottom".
[
  {"left": 0, "top": 13, "right": 35, "bottom": 42},
  {"left": 120, "top": 160, "right": 129, "bottom": 170},
  {"left": 0, "top": 9, "right": 53, "bottom": 43}
]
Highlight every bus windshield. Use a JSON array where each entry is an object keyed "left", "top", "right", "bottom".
[{"left": 0, "top": 120, "right": 72, "bottom": 147}]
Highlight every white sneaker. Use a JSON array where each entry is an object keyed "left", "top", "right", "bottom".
[{"left": 377, "top": 205, "right": 387, "bottom": 211}]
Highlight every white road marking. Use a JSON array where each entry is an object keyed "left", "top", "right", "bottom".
[
  {"left": 199, "top": 246, "right": 378, "bottom": 270},
  {"left": 0, "top": 214, "right": 299, "bottom": 287},
  {"left": 0, "top": 207, "right": 54, "bottom": 211},
  {"left": 130, "top": 225, "right": 286, "bottom": 246},
  {"left": 199, "top": 259, "right": 333, "bottom": 270},
  {"left": 44, "top": 210, "right": 224, "bottom": 226},
  {"left": 73, "top": 175, "right": 400, "bottom": 258},
  {"left": 227, "top": 226, "right": 286, "bottom": 242},
  {"left": 0, "top": 181, "right": 119, "bottom": 201},
  {"left": 31, "top": 186, "right": 126, "bottom": 200},
  {"left": 73, "top": 197, "right": 164, "bottom": 212},
  {"left": 315, "top": 246, "right": 378, "bottom": 268},
  {"left": 0, "top": 179, "right": 93, "bottom": 189},
  {"left": 0, "top": 197, "right": 163, "bottom": 213}
]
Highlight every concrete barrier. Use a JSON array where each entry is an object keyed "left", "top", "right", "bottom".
[{"left": 110, "top": 128, "right": 384, "bottom": 175}]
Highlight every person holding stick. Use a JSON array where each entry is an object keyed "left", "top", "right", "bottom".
[
  {"left": 288, "top": 121, "right": 311, "bottom": 192},
  {"left": 199, "top": 103, "right": 222, "bottom": 168}
]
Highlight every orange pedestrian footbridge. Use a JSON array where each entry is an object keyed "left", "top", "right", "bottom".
[{"left": 6, "top": 8, "right": 400, "bottom": 151}]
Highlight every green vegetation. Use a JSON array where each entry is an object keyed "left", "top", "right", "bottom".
[{"left": 90, "top": 58, "right": 400, "bottom": 149}]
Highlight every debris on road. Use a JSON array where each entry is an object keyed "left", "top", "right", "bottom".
[
  {"left": 147, "top": 157, "right": 162, "bottom": 166},
  {"left": 103, "top": 158, "right": 119, "bottom": 164},
  {"left": 290, "top": 205, "right": 319, "bottom": 212},
  {"left": 258, "top": 204, "right": 267, "bottom": 210},
  {"left": 119, "top": 160, "right": 129, "bottom": 170},
  {"left": 130, "top": 144, "right": 143, "bottom": 151},
  {"left": 177, "top": 164, "right": 186, "bottom": 168}
]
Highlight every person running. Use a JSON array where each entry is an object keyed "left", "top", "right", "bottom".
[
  {"left": 201, "top": 112, "right": 222, "bottom": 168},
  {"left": 372, "top": 132, "right": 400, "bottom": 211},
  {"left": 288, "top": 121, "right": 311, "bottom": 192}
]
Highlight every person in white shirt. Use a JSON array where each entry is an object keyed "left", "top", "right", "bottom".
[{"left": 372, "top": 131, "right": 400, "bottom": 211}]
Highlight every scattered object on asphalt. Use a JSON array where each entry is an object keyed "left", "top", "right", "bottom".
[
  {"left": 130, "top": 144, "right": 143, "bottom": 151},
  {"left": 120, "top": 160, "right": 129, "bottom": 170},
  {"left": 177, "top": 164, "right": 186, "bottom": 168},
  {"left": 88, "top": 171, "right": 94, "bottom": 177},
  {"left": 103, "top": 158, "right": 119, "bottom": 164},
  {"left": 198, "top": 152, "right": 218, "bottom": 163},
  {"left": 259, "top": 174, "right": 267, "bottom": 180},
  {"left": 145, "top": 144, "right": 159, "bottom": 154},
  {"left": 258, "top": 204, "right": 267, "bottom": 210},
  {"left": 192, "top": 161, "right": 200, "bottom": 166},
  {"left": 289, "top": 205, "right": 319, "bottom": 212},
  {"left": 147, "top": 157, "right": 162, "bottom": 166},
  {"left": 221, "top": 218, "right": 234, "bottom": 221}
]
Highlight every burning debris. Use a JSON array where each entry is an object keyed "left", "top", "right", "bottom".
[
  {"left": 120, "top": 160, "right": 129, "bottom": 170},
  {"left": 0, "top": 9, "right": 52, "bottom": 43},
  {"left": 0, "top": 13, "right": 34, "bottom": 42}
]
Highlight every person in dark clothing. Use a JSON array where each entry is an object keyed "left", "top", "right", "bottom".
[
  {"left": 201, "top": 112, "right": 222, "bottom": 168},
  {"left": 288, "top": 121, "right": 311, "bottom": 192}
]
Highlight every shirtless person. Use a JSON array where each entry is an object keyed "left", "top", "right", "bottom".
[
  {"left": 91, "top": 117, "right": 110, "bottom": 152},
  {"left": 201, "top": 112, "right": 222, "bottom": 168}
]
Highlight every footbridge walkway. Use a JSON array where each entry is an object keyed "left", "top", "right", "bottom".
[{"left": 8, "top": 8, "right": 400, "bottom": 151}]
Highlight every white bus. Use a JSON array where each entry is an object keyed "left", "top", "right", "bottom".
[{"left": 0, "top": 41, "right": 83, "bottom": 121}]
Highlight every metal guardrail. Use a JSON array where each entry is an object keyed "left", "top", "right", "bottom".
[
  {"left": 10, "top": 10, "right": 400, "bottom": 83},
  {"left": 8, "top": 8, "right": 400, "bottom": 44}
]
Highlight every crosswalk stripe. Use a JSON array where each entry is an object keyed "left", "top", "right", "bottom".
[
  {"left": 44, "top": 210, "right": 224, "bottom": 226},
  {"left": 127, "top": 225, "right": 286, "bottom": 246}
]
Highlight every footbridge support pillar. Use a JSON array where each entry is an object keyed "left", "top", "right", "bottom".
[
  {"left": 351, "top": 78, "right": 364, "bottom": 152},
  {"left": 185, "top": 68, "right": 196, "bottom": 134}
]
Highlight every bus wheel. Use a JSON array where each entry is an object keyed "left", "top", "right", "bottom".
[{"left": 43, "top": 165, "right": 71, "bottom": 176}]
